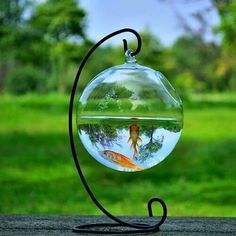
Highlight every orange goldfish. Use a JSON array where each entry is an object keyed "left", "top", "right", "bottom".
[
  {"left": 128, "top": 124, "right": 142, "bottom": 158},
  {"left": 100, "top": 150, "right": 144, "bottom": 171}
]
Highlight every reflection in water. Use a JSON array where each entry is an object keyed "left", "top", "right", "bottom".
[
  {"left": 139, "top": 135, "right": 164, "bottom": 163},
  {"left": 78, "top": 117, "right": 182, "bottom": 172},
  {"left": 79, "top": 124, "right": 121, "bottom": 149}
]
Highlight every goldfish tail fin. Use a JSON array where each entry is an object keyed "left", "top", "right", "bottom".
[
  {"left": 130, "top": 142, "right": 134, "bottom": 150},
  {"left": 134, "top": 147, "right": 138, "bottom": 158},
  {"left": 138, "top": 137, "right": 142, "bottom": 143}
]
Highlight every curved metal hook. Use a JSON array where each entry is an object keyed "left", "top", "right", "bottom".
[{"left": 123, "top": 39, "right": 128, "bottom": 54}]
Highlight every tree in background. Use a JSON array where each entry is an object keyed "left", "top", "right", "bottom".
[
  {"left": 170, "top": 36, "right": 221, "bottom": 93},
  {"left": 0, "top": 0, "right": 30, "bottom": 90},
  {"left": 28, "top": 0, "right": 88, "bottom": 93},
  {"left": 213, "top": 0, "right": 236, "bottom": 90},
  {"left": 0, "top": 0, "right": 235, "bottom": 94},
  {"left": 159, "top": 0, "right": 236, "bottom": 94},
  {"left": 214, "top": 0, "right": 236, "bottom": 49},
  {"left": 0, "top": 0, "right": 88, "bottom": 94}
]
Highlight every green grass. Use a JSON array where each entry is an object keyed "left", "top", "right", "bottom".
[{"left": 0, "top": 93, "right": 235, "bottom": 216}]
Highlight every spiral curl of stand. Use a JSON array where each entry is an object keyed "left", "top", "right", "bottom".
[{"left": 69, "top": 28, "right": 167, "bottom": 234}]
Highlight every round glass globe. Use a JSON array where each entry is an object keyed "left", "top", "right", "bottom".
[{"left": 77, "top": 56, "right": 183, "bottom": 172}]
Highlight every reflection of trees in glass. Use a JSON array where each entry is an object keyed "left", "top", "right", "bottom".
[
  {"left": 138, "top": 126, "right": 164, "bottom": 163},
  {"left": 86, "top": 83, "right": 134, "bottom": 112},
  {"left": 162, "top": 120, "right": 182, "bottom": 133},
  {"left": 89, "top": 82, "right": 133, "bottom": 99},
  {"left": 79, "top": 124, "right": 121, "bottom": 149},
  {"left": 144, "top": 120, "right": 182, "bottom": 133}
]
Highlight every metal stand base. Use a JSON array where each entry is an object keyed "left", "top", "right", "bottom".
[{"left": 73, "top": 198, "right": 167, "bottom": 234}]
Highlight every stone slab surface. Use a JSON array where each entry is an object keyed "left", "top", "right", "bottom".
[{"left": 0, "top": 215, "right": 235, "bottom": 235}]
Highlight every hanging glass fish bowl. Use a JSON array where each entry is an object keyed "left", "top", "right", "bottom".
[{"left": 77, "top": 50, "right": 183, "bottom": 172}]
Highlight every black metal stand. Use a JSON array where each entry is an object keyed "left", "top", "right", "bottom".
[{"left": 69, "top": 28, "right": 167, "bottom": 234}]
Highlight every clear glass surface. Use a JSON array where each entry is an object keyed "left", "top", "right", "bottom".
[{"left": 77, "top": 58, "right": 183, "bottom": 172}]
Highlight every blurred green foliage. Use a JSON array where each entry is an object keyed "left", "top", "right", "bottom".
[
  {"left": 6, "top": 66, "right": 47, "bottom": 94},
  {"left": 0, "top": 0, "right": 235, "bottom": 216},
  {"left": 0, "top": 0, "right": 235, "bottom": 94},
  {"left": 0, "top": 94, "right": 235, "bottom": 215}
]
